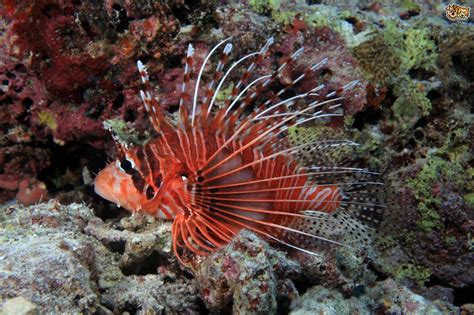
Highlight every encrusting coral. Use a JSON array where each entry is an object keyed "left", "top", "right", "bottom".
[
  {"left": 195, "top": 230, "right": 301, "bottom": 313},
  {"left": 0, "top": 201, "right": 199, "bottom": 314}
]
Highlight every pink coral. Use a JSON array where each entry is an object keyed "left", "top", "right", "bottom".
[
  {"left": 15, "top": 178, "right": 48, "bottom": 205},
  {"left": 0, "top": 175, "right": 48, "bottom": 205}
]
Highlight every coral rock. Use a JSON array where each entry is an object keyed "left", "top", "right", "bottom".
[
  {"left": 0, "top": 201, "right": 199, "bottom": 314},
  {"left": 15, "top": 178, "right": 48, "bottom": 205},
  {"left": 0, "top": 296, "right": 38, "bottom": 315},
  {"left": 291, "top": 279, "right": 454, "bottom": 315},
  {"left": 195, "top": 230, "right": 301, "bottom": 313},
  {"left": 0, "top": 202, "right": 104, "bottom": 313},
  {"left": 101, "top": 274, "right": 198, "bottom": 315}
]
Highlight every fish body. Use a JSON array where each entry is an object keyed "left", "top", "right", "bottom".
[{"left": 95, "top": 38, "right": 383, "bottom": 264}]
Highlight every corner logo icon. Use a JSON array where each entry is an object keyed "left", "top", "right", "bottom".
[{"left": 444, "top": 4, "right": 471, "bottom": 21}]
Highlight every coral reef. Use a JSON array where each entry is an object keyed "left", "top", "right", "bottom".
[
  {"left": 291, "top": 279, "right": 457, "bottom": 314},
  {"left": 0, "top": 202, "right": 198, "bottom": 314},
  {"left": 291, "top": 285, "right": 366, "bottom": 315},
  {"left": 101, "top": 273, "right": 198, "bottom": 314},
  {"left": 292, "top": 244, "right": 377, "bottom": 296},
  {"left": 0, "top": 202, "right": 106, "bottom": 313},
  {"left": 85, "top": 212, "right": 175, "bottom": 275},
  {"left": 0, "top": 0, "right": 472, "bottom": 313},
  {"left": 0, "top": 175, "right": 48, "bottom": 205},
  {"left": 195, "top": 230, "right": 301, "bottom": 313},
  {"left": 0, "top": 297, "right": 38, "bottom": 315}
]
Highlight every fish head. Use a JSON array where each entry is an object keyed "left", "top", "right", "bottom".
[
  {"left": 94, "top": 159, "right": 149, "bottom": 212},
  {"left": 94, "top": 149, "right": 187, "bottom": 217}
]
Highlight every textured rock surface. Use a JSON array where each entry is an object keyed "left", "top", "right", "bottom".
[
  {"left": 0, "top": 297, "right": 38, "bottom": 315},
  {"left": 293, "top": 245, "right": 377, "bottom": 296},
  {"left": 291, "top": 279, "right": 457, "bottom": 315},
  {"left": 0, "top": 200, "right": 467, "bottom": 313},
  {"left": 101, "top": 274, "right": 198, "bottom": 314},
  {"left": 291, "top": 286, "right": 366, "bottom": 315},
  {"left": 85, "top": 213, "right": 175, "bottom": 275},
  {"left": 0, "top": 202, "right": 197, "bottom": 314},
  {"left": 195, "top": 230, "right": 301, "bottom": 314},
  {"left": 0, "top": 202, "right": 103, "bottom": 313}
]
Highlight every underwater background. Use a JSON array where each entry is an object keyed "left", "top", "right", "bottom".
[{"left": 0, "top": 0, "right": 473, "bottom": 314}]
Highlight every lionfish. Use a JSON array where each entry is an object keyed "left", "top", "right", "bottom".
[{"left": 94, "top": 37, "right": 385, "bottom": 266}]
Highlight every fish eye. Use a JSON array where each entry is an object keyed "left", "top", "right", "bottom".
[{"left": 120, "top": 159, "right": 132, "bottom": 172}]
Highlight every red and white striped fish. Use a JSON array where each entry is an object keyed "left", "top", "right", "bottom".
[{"left": 94, "top": 37, "right": 385, "bottom": 265}]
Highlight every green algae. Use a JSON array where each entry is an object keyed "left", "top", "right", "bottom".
[
  {"left": 407, "top": 157, "right": 467, "bottom": 232},
  {"left": 464, "top": 168, "right": 474, "bottom": 208},
  {"left": 214, "top": 83, "right": 234, "bottom": 102},
  {"left": 248, "top": 0, "right": 438, "bottom": 104},
  {"left": 352, "top": 18, "right": 437, "bottom": 85},
  {"left": 400, "top": 0, "right": 421, "bottom": 11},
  {"left": 248, "top": 0, "right": 281, "bottom": 15},
  {"left": 402, "top": 27, "right": 437, "bottom": 72},
  {"left": 464, "top": 193, "right": 474, "bottom": 209},
  {"left": 103, "top": 118, "right": 150, "bottom": 147},
  {"left": 352, "top": 18, "right": 437, "bottom": 120},
  {"left": 37, "top": 110, "right": 58, "bottom": 131},
  {"left": 382, "top": 20, "right": 437, "bottom": 73},
  {"left": 248, "top": 1, "right": 362, "bottom": 46},
  {"left": 353, "top": 127, "right": 385, "bottom": 169},
  {"left": 395, "top": 263, "right": 431, "bottom": 285},
  {"left": 392, "top": 84, "right": 432, "bottom": 131},
  {"left": 371, "top": 21, "right": 436, "bottom": 128},
  {"left": 439, "top": 128, "right": 472, "bottom": 164},
  {"left": 444, "top": 235, "right": 457, "bottom": 247},
  {"left": 417, "top": 208, "right": 442, "bottom": 233}
]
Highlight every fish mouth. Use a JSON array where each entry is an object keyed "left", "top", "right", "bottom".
[
  {"left": 94, "top": 167, "right": 121, "bottom": 206},
  {"left": 93, "top": 163, "right": 132, "bottom": 207},
  {"left": 94, "top": 164, "right": 147, "bottom": 212}
]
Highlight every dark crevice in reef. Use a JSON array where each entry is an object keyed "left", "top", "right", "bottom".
[
  {"left": 105, "top": 240, "right": 126, "bottom": 255},
  {"left": 122, "top": 302, "right": 139, "bottom": 315},
  {"left": 352, "top": 106, "right": 383, "bottom": 130},
  {"left": 124, "top": 108, "right": 137, "bottom": 123},
  {"left": 220, "top": 301, "right": 233, "bottom": 315},
  {"left": 165, "top": 54, "right": 183, "bottom": 69},
  {"left": 121, "top": 251, "right": 169, "bottom": 276},
  {"left": 169, "top": 0, "right": 218, "bottom": 28},
  {"left": 167, "top": 104, "right": 180, "bottom": 114},
  {"left": 37, "top": 142, "right": 107, "bottom": 194},
  {"left": 367, "top": 261, "right": 390, "bottom": 282},
  {"left": 112, "top": 92, "right": 125, "bottom": 109},
  {"left": 453, "top": 285, "right": 474, "bottom": 306},
  {"left": 195, "top": 298, "right": 210, "bottom": 315},
  {"left": 277, "top": 295, "right": 292, "bottom": 315},
  {"left": 92, "top": 200, "right": 129, "bottom": 221},
  {"left": 451, "top": 53, "right": 474, "bottom": 81},
  {"left": 111, "top": 4, "right": 130, "bottom": 34},
  {"left": 424, "top": 275, "right": 444, "bottom": 288},
  {"left": 34, "top": 141, "right": 125, "bottom": 220},
  {"left": 85, "top": 101, "right": 105, "bottom": 120},
  {"left": 408, "top": 67, "right": 435, "bottom": 81},
  {"left": 292, "top": 275, "right": 314, "bottom": 296}
]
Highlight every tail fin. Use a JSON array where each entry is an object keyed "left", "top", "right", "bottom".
[{"left": 278, "top": 125, "right": 393, "bottom": 254}]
